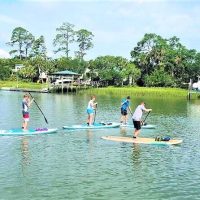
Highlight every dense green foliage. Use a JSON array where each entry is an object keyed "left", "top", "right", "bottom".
[
  {"left": 131, "top": 33, "right": 200, "bottom": 86},
  {"left": 1, "top": 25, "right": 200, "bottom": 87}
]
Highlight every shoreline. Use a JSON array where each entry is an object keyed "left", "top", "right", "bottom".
[
  {"left": 0, "top": 87, "right": 48, "bottom": 93},
  {"left": 1, "top": 81, "right": 199, "bottom": 98}
]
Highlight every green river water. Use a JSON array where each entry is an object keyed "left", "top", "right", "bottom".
[{"left": 0, "top": 91, "right": 200, "bottom": 200}]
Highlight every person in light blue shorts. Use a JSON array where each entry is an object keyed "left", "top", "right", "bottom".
[{"left": 86, "top": 96, "right": 97, "bottom": 126}]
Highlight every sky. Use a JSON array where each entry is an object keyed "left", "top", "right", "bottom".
[{"left": 0, "top": 0, "right": 200, "bottom": 60}]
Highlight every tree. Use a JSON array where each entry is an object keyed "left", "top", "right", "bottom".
[
  {"left": 0, "top": 65, "right": 12, "bottom": 80},
  {"left": 130, "top": 33, "right": 168, "bottom": 79},
  {"left": 75, "top": 29, "right": 94, "bottom": 60},
  {"left": 121, "top": 63, "right": 141, "bottom": 85},
  {"left": 18, "top": 64, "right": 37, "bottom": 81},
  {"left": 32, "top": 36, "right": 47, "bottom": 58},
  {"left": 24, "top": 32, "right": 34, "bottom": 58},
  {"left": 8, "top": 27, "right": 34, "bottom": 59},
  {"left": 54, "top": 57, "right": 87, "bottom": 74},
  {"left": 53, "top": 22, "right": 75, "bottom": 58},
  {"left": 89, "top": 56, "right": 128, "bottom": 85},
  {"left": 130, "top": 33, "right": 199, "bottom": 87},
  {"left": 145, "top": 67, "right": 175, "bottom": 87}
]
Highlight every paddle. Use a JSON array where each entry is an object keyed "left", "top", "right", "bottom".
[
  {"left": 128, "top": 107, "right": 133, "bottom": 116},
  {"left": 142, "top": 111, "right": 151, "bottom": 126},
  {"left": 28, "top": 92, "right": 48, "bottom": 124}
]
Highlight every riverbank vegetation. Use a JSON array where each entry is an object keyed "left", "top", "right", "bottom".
[
  {"left": 0, "top": 22, "right": 200, "bottom": 89},
  {"left": 81, "top": 87, "right": 188, "bottom": 98},
  {"left": 0, "top": 80, "right": 47, "bottom": 89}
]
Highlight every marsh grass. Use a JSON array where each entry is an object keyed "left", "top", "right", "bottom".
[
  {"left": 80, "top": 86, "right": 188, "bottom": 98},
  {"left": 0, "top": 81, "right": 47, "bottom": 90}
]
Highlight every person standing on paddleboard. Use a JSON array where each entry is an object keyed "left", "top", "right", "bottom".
[
  {"left": 120, "top": 96, "right": 132, "bottom": 125},
  {"left": 22, "top": 94, "right": 34, "bottom": 130},
  {"left": 86, "top": 96, "right": 97, "bottom": 126},
  {"left": 132, "top": 102, "right": 152, "bottom": 138}
]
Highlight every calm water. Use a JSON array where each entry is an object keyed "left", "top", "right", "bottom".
[{"left": 0, "top": 91, "right": 200, "bottom": 200}]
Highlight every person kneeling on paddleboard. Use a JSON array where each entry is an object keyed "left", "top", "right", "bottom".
[
  {"left": 120, "top": 96, "right": 132, "bottom": 125},
  {"left": 86, "top": 96, "right": 97, "bottom": 126},
  {"left": 132, "top": 102, "right": 152, "bottom": 138},
  {"left": 22, "top": 94, "right": 34, "bottom": 130}
]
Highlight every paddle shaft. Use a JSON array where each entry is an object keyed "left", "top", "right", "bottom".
[
  {"left": 143, "top": 111, "right": 151, "bottom": 123},
  {"left": 28, "top": 92, "right": 48, "bottom": 124},
  {"left": 128, "top": 107, "right": 133, "bottom": 116}
]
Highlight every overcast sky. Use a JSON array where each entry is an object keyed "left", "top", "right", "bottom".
[{"left": 0, "top": 0, "right": 199, "bottom": 60}]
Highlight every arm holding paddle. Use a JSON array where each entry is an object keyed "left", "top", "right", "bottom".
[{"left": 28, "top": 97, "right": 34, "bottom": 107}]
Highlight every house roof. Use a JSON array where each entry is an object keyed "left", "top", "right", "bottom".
[{"left": 51, "top": 70, "right": 80, "bottom": 76}]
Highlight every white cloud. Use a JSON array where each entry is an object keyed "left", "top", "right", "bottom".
[
  {"left": 0, "top": 14, "right": 23, "bottom": 25},
  {"left": 0, "top": 49, "right": 10, "bottom": 58}
]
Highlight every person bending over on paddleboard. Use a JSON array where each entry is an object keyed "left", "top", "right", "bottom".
[
  {"left": 22, "top": 94, "right": 34, "bottom": 130},
  {"left": 132, "top": 102, "right": 152, "bottom": 138},
  {"left": 86, "top": 96, "right": 97, "bottom": 126},
  {"left": 120, "top": 96, "right": 132, "bottom": 125}
]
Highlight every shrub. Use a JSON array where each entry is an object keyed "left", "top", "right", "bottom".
[{"left": 145, "top": 68, "right": 175, "bottom": 87}]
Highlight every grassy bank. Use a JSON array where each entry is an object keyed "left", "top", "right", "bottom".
[
  {"left": 81, "top": 86, "right": 189, "bottom": 98},
  {"left": 0, "top": 80, "right": 47, "bottom": 90}
]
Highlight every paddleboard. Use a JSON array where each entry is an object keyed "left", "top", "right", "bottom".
[
  {"left": 120, "top": 124, "right": 156, "bottom": 129},
  {"left": 0, "top": 128, "right": 58, "bottom": 136},
  {"left": 63, "top": 122, "right": 120, "bottom": 130},
  {"left": 101, "top": 136, "right": 182, "bottom": 145}
]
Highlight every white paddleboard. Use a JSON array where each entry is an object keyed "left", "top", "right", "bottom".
[{"left": 101, "top": 136, "right": 182, "bottom": 145}]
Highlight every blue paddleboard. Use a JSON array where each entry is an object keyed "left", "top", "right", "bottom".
[
  {"left": 0, "top": 128, "right": 58, "bottom": 136},
  {"left": 63, "top": 122, "right": 120, "bottom": 130}
]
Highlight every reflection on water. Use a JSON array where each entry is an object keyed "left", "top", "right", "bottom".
[
  {"left": 131, "top": 144, "right": 142, "bottom": 169},
  {"left": 119, "top": 127, "right": 129, "bottom": 136},
  {"left": 21, "top": 137, "right": 30, "bottom": 177},
  {"left": 187, "top": 100, "right": 200, "bottom": 118},
  {"left": 1, "top": 91, "right": 200, "bottom": 200}
]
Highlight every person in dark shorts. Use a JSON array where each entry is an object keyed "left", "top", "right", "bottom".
[
  {"left": 120, "top": 96, "right": 132, "bottom": 124},
  {"left": 132, "top": 102, "right": 152, "bottom": 138}
]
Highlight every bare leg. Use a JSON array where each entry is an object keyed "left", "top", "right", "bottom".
[
  {"left": 124, "top": 115, "right": 128, "bottom": 124},
  {"left": 23, "top": 121, "right": 28, "bottom": 130},
  {"left": 134, "top": 129, "right": 140, "bottom": 137},
  {"left": 89, "top": 114, "right": 93, "bottom": 125},
  {"left": 120, "top": 115, "right": 124, "bottom": 123}
]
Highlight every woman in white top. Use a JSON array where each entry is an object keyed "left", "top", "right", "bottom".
[{"left": 86, "top": 96, "right": 97, "bottom": 126}]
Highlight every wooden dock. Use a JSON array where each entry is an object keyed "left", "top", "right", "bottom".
[{"left": 49, "top": 83, "right": 90, "bottom": 93}]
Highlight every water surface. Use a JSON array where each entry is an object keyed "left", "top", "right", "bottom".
[{"left": 0, "top": 91, "right": 200, "bottom": 200}]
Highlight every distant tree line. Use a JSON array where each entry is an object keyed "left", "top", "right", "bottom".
[{"left": 0, "top": 25, "right": 200, "bottom": 87}]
